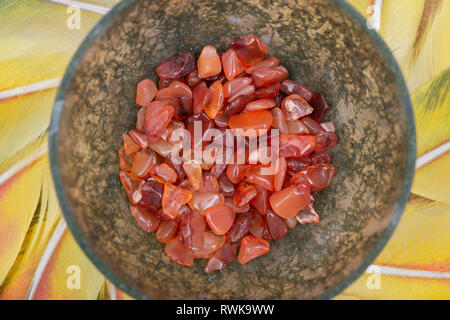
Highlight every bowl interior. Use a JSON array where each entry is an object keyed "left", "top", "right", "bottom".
[{"left": 51, "top": 0, "right": 414, "bottom": 299}]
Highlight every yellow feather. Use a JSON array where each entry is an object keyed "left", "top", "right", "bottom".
[
  {"left": 337, "top": 274, "right": 449, "bottom": 300},
  {"left": 412, "top": 68, "right": 450, "bottom": 156},
  {"left": 0, "top": 153, "right": 46, "bottom": 285},
  {"left": 0, "top": 160, "right": 61, "bottom": 299},
  {"left": 413, "top": 155, "right": 450, "bottom": 204},
  {"left": 30, "top": 229, "right": 105, "bottom": 300},
  {"left": 375, "top": 196, "right": 450, "bottom": 270},
  {"left": 0, "top": 0, "right": 102, "bottom": 91},
  {"left": 0, "top": 90, "right": 55, "bottom": 166},
  {"left": 379, "top": 0, "right": 450, "bottom": 92},
  {"left": 346, "top": 0, "right": 371, "bottom": 16},
  {"left": 410, "top": 67, "right": 449, "bottom": 203}
]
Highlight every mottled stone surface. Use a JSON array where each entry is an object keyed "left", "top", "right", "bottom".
[{"left": 50, "top": 0, "right": 415, "bottom": 299}]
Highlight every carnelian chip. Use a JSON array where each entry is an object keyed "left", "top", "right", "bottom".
[
  {"left": 197, "top": 45, "right": 222, "bottom": 79},
  {"left": 151, "top": 163, "right": 177, "bottom": 183},
  {"left": 189, "top": 192, "right": 224, "bottom": 213},
  {"left": 227, "top": 211, "right": 252, "bottom": 243},
  {"left": 271, "top": 107, "right": 289, "bottom": 134},
  {"left": 269, "top": 185, "right": 310, "bottom": 219},
  {"left": 145, "top": 100, "right": 175, "bottom": 142},
  {"left": 132, "top": 149, "right": 156, "bottom": 178},
  {"left": 165, "top": 235, "right": 194, "bottom": 266},
  {"left": 280, "top": 80, "right": 312, "bottom": 102},
  {"left": 123, "top": 133, "right": 140, "bottom": 155},
  {"left": 238, "top": 235, "right": 270, "bottom": 264},
  {"left": 193, "top": 81, "right": 211, "bottom": 114},
  {"left": 204, "top": 81, "right": 224, "bottom": 119},
  {"left": 228, "top": 110, "right": 273, "bottom": 137},
  {"left": 233, "top": 182, "right": 257, "bottom": 208},
  {"left": 281, "top": 94, "right": 313, "bottom": 121},
  {"left": 222, "top": 49, "right": 246, "bottom": 81},
  {"left": 182, "top": 160, "right": 203, "bottom": 191},
  {"left": 156, "top": 219, "right": 179, "bottom": 243},
  {"left": 179, "top": 209, "right": 206, "bottom": 252},
  {"left": 231, "top": 36, "right": 267, "bottom": 66},
  {"left": 118, "top": 147, "right": 133, "bottom": 172},
  {"left": 130, "top": 205, "right": 160, "bottom": 232},
  {"left": 192, "top": 230, "right": 225, "bottom": 259},
  {"left": 249, "top": 184, "right": 270, "bottom": 215},
  {"left": 162, "top": 183, "right": 193, "bottom": 219},
  {"left": 265, "top": 210, "right": 288, "bottom": 240},
  {"left": 273, "top": 157, "right": 287, "bottom": 192},
  {"left": 119, "top": 171, "right": 144, "bottom": 204},
  {"left": 205, "top": 204, "right": 236, "bottom": 235},
  {"left": 279, "top": 134, "right": 316, "bottom": 158},
  {"left": 136, "top": 79, "right": 158, "bottom": 107}
]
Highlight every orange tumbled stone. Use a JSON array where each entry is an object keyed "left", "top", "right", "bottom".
[
  {"left": 192, "top": 230, "right": 226, "bottom": 259},
  {"left": 243, "top": 98, "right": 276, "bottom": 113},
  {"left": 292, "top": 164, "right": 337, "bottom": 191},
  {"left": 231, "top": 36, "right": 267, "bottom": 66},
  {"left": 129, "top": 129, "right": 149, "bottom": 149},
  {"left": 165, "top": 235, "right": 194, "bottom": 266},
  {"left": 205, "top": 204, "right": 236, "bottom": 235},
  {"left": 271, "top": 107, "right": 289, "bottom": 134},
  {"left": 145, "top": 100, "right": 175, "bottom": 142},
  {"left": 204, "top": 80, "right": 224, "bottom": 119},
  {"left": 156, "top": 219, "right": 179, "bottom": 243},
  {"left": 182, "top": 160, "right": 203, "bottom": 190},
  {"left": 221, "top": 48, "right": 246, "bottom": 80},
  {"left": 179, "top": 209, "right": 206, "bottom": 252},
  {"left": 132, "top": 149, "right": 156, "bottom": 178},
  {"left": 224, "top": 197, "right": 250, "bottom": 213},
  {"left": 226, "top": 163, "right": 251, "bottom": 184},
  {"left": 119, "top": 171, "right": 144, "bottom": 203},
  {"left": 244, "top": 165, "right": 274, "bottom": 191},
  {"left": 204, "top": 242, "right": 237, "bottom": 272},
  {"left": 162, "top": 183, "right": 193, "bottom": 219},
  {"left": 228, "top": 110, "right": 273, "bottom": 137},
  {"left": 136, "top": 79, "right": 157, "bottom": 107},
  {"left": 129, "top": 205, "right": 160, "bottom": 232},
  {"left": 238, "top": 235, "right": 270, "bottom": 264},
  {"left": 118, "top": 147, "right": 133, "bottom": 172},
  {"left": 286, "top": 120, "right": 310, "bottom": 135},
  {"left": 223, "top": 77, "right": 253, "bottom": 99},
  {"left": 189, "top": 192, "right": 224, "bottom": 213},
  {"left": 245, "top": 57, "right": 280, "bottom": 74},
  {"left": 273, "top": 157, "right": 287, "bottom": 192},
  {"left": 233, "top": 182, "right": 257, "bottom": 208},
  {"left": 151, "top": 163, "right": 178, "bottom": 183},
  {"left": 265, "top": 210, "right": 288, "bottom": 240},
  {"left": 197, "top": 45, "right": 222, "bottom": 79},
  {"left": 269, "top": 184, "right": 310, "bottom": 219},
  {"left": 250, "top": 66, "right": 288, "bottom": 88},
  {"left": 123, "top": 133, "right": 140, "bottom": 155},
  {"left": 279, "top": 134, "right": 316, "bottom": 158},
  {"left": 249, "top": 184, "right": 270, "bottom": 215},
  {"left": 193, "top": 81, "right": 211, "bottom": 114},
  {"left": 281, "top": 94, "right": 313, "bottom": 121},
  {"left": 197, "top": 173, "right": 220, "bottom": 193}
]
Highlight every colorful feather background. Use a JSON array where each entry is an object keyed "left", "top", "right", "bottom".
[{"left": 0, "top": 0, "right": 448, "bottom": 300}]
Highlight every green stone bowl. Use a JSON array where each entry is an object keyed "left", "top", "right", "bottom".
[{"left": 49, "top": 0, "right": 415, "bottom": 299}]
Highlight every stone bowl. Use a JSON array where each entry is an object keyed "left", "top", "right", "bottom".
[{"left": 49, "top": 0, "right": 416, "bottom": 299}]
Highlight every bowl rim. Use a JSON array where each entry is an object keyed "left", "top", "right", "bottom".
[{"left": 49, "top": 0, "right": 416, "bottom": 300}]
